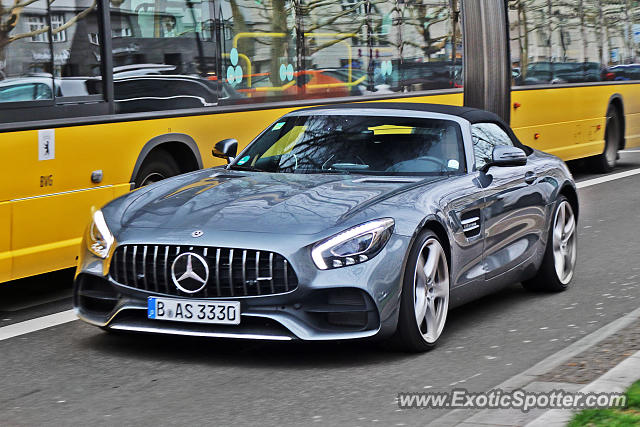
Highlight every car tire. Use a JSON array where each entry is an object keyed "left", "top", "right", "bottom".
[
  {"left": 590, "top": 105, "right": 621, "bottom": 173},
  {"left": 134, "top": 149, "right": 181, "bottom": 188},
  {"left": 522, "top": 196, "right": 577, "bottom": 292},
  {"left": 394, "top": 230, "right": 450, "bottom": 352}
]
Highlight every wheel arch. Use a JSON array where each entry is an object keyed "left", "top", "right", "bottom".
[
  {"left": 398, "top": 215, "right": 453, "bottom": 291},
  {"left": 130, "top": 133, "right": 204, "bottom": 184},
  {"left": 559, "top": 182, "right": 579, "bottom": 220},
  {"left": 607, "top": 94, "right": 626, "bottom": 150},
  {"left": 410, "top": 215, "right": 452, "bottom": 265},
  {"left": 421, "top": 219, "right": 451, "bottom": 264}
]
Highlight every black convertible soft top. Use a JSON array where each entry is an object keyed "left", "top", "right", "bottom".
[
  {"left": 297, "top": 102, "right": 528, "bottom": 149},
  {"left": 299, "top": 102, "right": 501, "bottom": 124}
]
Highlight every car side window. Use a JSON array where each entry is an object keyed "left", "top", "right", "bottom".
[{"left": 471, "top": 123, "right": 514, "bottom": 169}]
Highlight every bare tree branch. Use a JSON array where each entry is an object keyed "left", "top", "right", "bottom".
[{"left": 0, "top": 0, "right": 97, "bottom": 49}]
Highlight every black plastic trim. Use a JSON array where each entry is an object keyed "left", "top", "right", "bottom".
[
  {"left": 55, "top": 95, "right": 104, "bottom": 104},
  {"left": 0, "top": 88, "right": 462, "bottom": 133},
  {"left": 0, "top": 98, "right": 55, "bottom": 110},
  {"left": 462, "top": 0, "right": 510, "bottom": 122},
  {"left": 99, "top": 0, "right": 115, "bottom": 113}
]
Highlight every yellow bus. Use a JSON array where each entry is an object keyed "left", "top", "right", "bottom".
[{"left": 1, "top": 0, "right": 638, "bottom": 283}]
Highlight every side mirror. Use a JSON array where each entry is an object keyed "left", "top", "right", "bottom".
[
  {"left": 482, "top": 146, "right": 527, "bottom": 171},
  {"left": 212, "top": 138, "right": 238, "bottom": 163}
]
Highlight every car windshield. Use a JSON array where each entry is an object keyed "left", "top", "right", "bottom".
[{"left": 231, "top": 114, "right": 465, "bottom": 176}]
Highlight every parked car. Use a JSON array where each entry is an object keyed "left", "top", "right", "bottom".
[
  {"left": 0, "top": 76, "right": 60, "bottom": 102},
  {"left": 521, "top": 61, "right": 601, "bottom": 85},
  {"left": 602, "top": 64, "right": 640, "bottom": 81}
]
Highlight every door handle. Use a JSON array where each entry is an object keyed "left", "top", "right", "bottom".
[{"left": 524, "top": 171, "right": 537, "bottom": 184}]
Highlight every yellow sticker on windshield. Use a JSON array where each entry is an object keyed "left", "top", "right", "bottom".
[{"left": 368, "top": 125, "right": 415, "bottom": 135}]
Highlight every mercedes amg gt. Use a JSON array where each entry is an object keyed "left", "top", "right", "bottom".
[{"left": 73, "top": 103, "right": 578, "bottom": 351}]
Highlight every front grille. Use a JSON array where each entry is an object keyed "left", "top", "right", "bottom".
[{"left": 110, "top": 244, "right": 298, "bottom": 298}]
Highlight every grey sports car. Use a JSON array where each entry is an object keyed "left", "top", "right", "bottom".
[{"left": 74, "top": 103, "right": 578, "bottom": 351}]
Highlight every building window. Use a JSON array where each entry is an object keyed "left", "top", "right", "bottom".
[
  {"left": 50, "top": 14, "right": 67, "bottom": 42},
  {"left": 28, "top": 16, "right": 48, "bottom": 42},
  {"left": 27, "top": 14, "right": 66, "bottom": 43},
  {"left": 112, "top": 24, "right": 132, "bottom": 38}
]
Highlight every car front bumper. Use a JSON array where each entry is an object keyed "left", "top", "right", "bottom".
[{"left": 73, "top": 230, "right": 411, "bottom": 341}]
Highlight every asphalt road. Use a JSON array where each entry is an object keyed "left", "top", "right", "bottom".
[{"left": 1, "top": 151, "right": 640, "bottom": 426}]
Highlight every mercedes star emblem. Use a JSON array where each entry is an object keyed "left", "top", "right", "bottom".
[
  {"left": 191, "top": 230, "right": 204, "bottom": 238},
  {"left": 171, "top": 252, "right": 209, "bottom": 294}
]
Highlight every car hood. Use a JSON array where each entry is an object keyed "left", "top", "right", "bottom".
[{"left": 118, "top": 169, "right": 438, "bottom": 235}]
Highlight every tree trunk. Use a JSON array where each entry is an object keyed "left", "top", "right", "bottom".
[
  {"left": 270, "top": 0, "right": 288, "bottom": 86},
  {"left": 579, "top": 0, "right": 587, "bottom": 62}
]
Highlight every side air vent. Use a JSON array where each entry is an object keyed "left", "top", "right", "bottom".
[{"left": 460, "top": 210, "right": 482, "bottom": 238}]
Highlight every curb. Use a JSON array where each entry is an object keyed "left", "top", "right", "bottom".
[{"left": 526, "top": 349, "right": 640, "bottom": 426}]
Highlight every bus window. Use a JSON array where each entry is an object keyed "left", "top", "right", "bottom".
[
  {"left": 394, "top": 1, "right": 463, "bottom": 92},
  {"left": 508, "top": 0, "right": 640, "bottom": 86},
  {"left": 218, "top": 0, "right": 462, "bottom": 105},
  {"left": 296, "top": 0, "right": 369, "bottom": 100},
  {"left": 598, "top": 2, "right": 640, "bottom": 81},
  {"left": 110, "top": 0, "right": 218, "bottom": 113},
  {"left": 0, "top": 0, "right": 54, "bottom": 103},
  {"left": 50, "top": 0, "right": 104, "bottom": 94},
  {"left": 218, "top": 0, "right": 298, "bottom": 104},
  {"left": 509, "top": 1, "right": 552, "bottom": 85}
]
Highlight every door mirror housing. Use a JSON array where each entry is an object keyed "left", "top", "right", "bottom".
[
  {"left": 212, "top": 138, "right": 238, "bottom": 163},
  {"left": 482, "top": 146, "right": 527, "bottom": 171}
]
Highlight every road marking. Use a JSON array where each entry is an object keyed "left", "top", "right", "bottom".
[
  {"left": 0, "top": 310, "right": 76, "bottom": 341},
  {"left": 576, "top": 167, "right": 640, "bottom": 189}
]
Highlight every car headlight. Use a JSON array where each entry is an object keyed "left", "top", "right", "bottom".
[
  {"left": 87, "top": 210, "right": 115, "bottom": 259},
  {"left": 311, "top": 218, "right": 394, "bottom": 270}
]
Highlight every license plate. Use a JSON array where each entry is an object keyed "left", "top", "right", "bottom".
[{"left": 147, "top": 297, "right": 240, "bottom": 325}]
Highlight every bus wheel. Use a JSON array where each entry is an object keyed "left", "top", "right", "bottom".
[
  {"left": 134, "top": 149, "right": 181, "bottom": 188},
  {"left": 590, "top": 105, "right": 621, "bottom": 173}
]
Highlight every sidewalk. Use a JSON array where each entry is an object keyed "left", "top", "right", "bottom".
[
  {"left": 527, "top": 350, "right": 640, "bottom": 426},
  {"left": 429, "top": 306, "right": 640, "bottom": 427}
]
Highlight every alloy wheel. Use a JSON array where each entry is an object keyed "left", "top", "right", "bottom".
[
  {"left": 413, "top": 238, "right": 449, "bottom": 344},
  {"left": 552, "top": 200, "right": 577, "bottom": 284}
]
